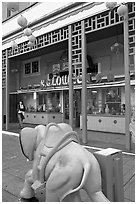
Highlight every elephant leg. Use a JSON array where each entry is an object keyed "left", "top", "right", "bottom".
[
  {"left": 20, "top": 169, "right": 35, "bottom": 199},
  {"left": 45, "top": 162, "right": 83, "bottom": 202}
]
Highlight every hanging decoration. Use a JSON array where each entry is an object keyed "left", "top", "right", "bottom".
[
  {"left": 23, "top": 28, "right": 32, "bottom": 36},
  {"left": 105, "top": 2, "right": 117, "bottom": 10},
  {"left": 11, "top": 40, "right": 18, "bottom": 49},
  {"left": 60, "top": 50, "right": 68, "bottom": 62},
  {"left": 111, "top": 42, "right": 123, "bottom": 55},
  {"left": 17, "top": 15, "right": 28, "bottom": 28},
  {"left": 28, "top": 34, "right": 36, "bottom": 43},
  {"left": 17, "top": 15, "right": 36, "bottom": 48},
  {"left": 28, "top": 41, "right": 35, "bottom": 48},
  {"left": 117, "top": 4, "right": 128, "bottom": 17}
]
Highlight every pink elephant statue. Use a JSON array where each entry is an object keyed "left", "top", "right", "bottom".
[{"left": 19, "top": 122, "right": 109, "bottom": 202}]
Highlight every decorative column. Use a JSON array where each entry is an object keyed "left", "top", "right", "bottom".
[
  {"left": 81, "top": 20, "right": 87, "bottom": 144},
  {"left": 123, "top": 10, "right": 131, "bottom": 150},
  {"left": 6, "top": 50, "right": 9, "bottom": 130},
  {"left": 117, "top": 4, "right": 131, "bottom": 150},
  {"left": 68, "top": 25, "right": 73, "bottom": 128}
]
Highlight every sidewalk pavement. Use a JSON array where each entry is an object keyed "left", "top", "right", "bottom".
[{"left": 2, "top": 123, "right": 135, "bottom": 202}]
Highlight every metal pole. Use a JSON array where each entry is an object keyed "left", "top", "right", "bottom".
[
  {"left": 81, "top": 20, "right": 87, "bottom": 144},
  {"left": 124, "top": 12, "right": 131, "bottom": 150},
  {"left": 68, "top": 25, "right": 73, "bottom": 128},
  {"left": 6, "top": 50, "right": 9, "bottom": 130}
]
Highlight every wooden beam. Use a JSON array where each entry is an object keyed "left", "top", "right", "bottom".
[
  {"left": 124, "top": 13, "right": 131, "bottom": 150},
  {"left": 81, "top": 20, "right": 87, "bottom": 144},
  {"left": 68, "top": 25, "right": 73, "bottom": 128},
  {"left": 6, "top": 50, "right": 9, "bottom": 130}
]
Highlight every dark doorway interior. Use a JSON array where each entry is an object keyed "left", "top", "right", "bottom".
[{"left": 9, "top": 94, "right": 18, "bottom": 123}]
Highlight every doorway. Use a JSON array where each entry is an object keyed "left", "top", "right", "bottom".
[{"left": 9, "top": 94, "right": 18, "bottom": 123}]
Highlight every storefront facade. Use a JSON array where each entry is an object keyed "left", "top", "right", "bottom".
[{"left": 2, "top": 2, "right": 135, "bottom": 144}]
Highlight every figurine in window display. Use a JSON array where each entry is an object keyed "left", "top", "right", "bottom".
[
  {"left": 105, "top": 104, "right": 109, "bottom": 114},
  {"left": 47, "top": 99, "right": 53, "bottom": 112},
  {"left": 121, "top": 104, "right": 125, "bottom": 115},
  {"left": 55, "top": 103, "right": 61, "bottom": 112},
  {"left": 17, "top": 101, "right": 25, "bottom": 129},
  {"left": 111, "top": 107, "right": 116, "bottom": 115},
  {"left": 87, "top": 102, "right": 93, "bottom": 114}
]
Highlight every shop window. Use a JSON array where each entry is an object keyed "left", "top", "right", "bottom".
[
  {"left": 37, "top": 91, "right": 61, "bottom": 113},
  {"left": 87, "top": 88, "right": 122, "bottom": 115},
  {"left": 23, "top": 58, "right": 40, "bottom": 76},
  {"left": 105, "top": 88, "right": 121, "bottom": 115}
]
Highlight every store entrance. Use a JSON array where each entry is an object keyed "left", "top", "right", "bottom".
[
  {"left": 64, "top": 90, "right": 81, "bottom": 127},
  {"left": 9, "top": 94, "right": 18, "bottom": 123}
]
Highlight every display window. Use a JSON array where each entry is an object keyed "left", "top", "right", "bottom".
[
  {"left": 87, "top": 87, "right": 123, "bottom": 116},
  {"left": 38, "top": 91, "right": 61, "bottom": 113}
]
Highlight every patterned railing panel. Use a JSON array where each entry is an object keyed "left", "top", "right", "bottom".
[
  {"left": 128, "top": 2, "right": 135, "bottom": 56},
  {"left": 7, "top": 26, "right": 69, "bottom": 58},
  {"left": 85, "top": 7, "right": 123, "bottom": 33},
  {"left": 72, "top": 21, "right": 82, "bottom": 77},
  {"left": 2, "top": 50, "right": 7, "bottom": 88}
]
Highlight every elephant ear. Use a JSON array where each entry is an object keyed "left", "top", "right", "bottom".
[{"left": 19, "top": 127, "right": 37, "bottom": 161}]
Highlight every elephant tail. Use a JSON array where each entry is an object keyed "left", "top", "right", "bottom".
[{"left": 60, "top": 162, "right": 91, "bottom": 202}]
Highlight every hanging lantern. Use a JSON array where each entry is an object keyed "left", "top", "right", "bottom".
[
  {"left": 60, "top": 50, "right": 68, "bottom": 62},
  {"left": 28, "top": 34, "right": 36, "bottom": 43},
  {"left": 17, "top": 15, "right": 28, "bottom": 28},
  {"left": 7, "top": 2, "right": 19, "bottom": 11},
  {"left": 11, "top": 40, "right": 17, "bottom": 49},
  {"left": 23, "top": 28, "right": 32, "bottom": 36},
  {"left": 111, "top": 42, "right": 123, "bottom": 55},
  {"left": 105, "top": 2, "right": 117, "bottom": 10},
  {"left": 117, "top": 4, "right": 128, "bottom": 17},
  {"left": 28, "top": 41, "right": 35, "bottom": 48}
]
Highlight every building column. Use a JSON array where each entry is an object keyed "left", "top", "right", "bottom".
[
  {"left": 124, "top": 12, "right": 131, "bottom": 150},
  {"left": 68, "top": 25, "right": 73, "bottom": 128},
  {"left": 6, "top": 51, "right": 9, "bottom": 130},
  {"left": 81, "top": 20, "right": 87, "bottom": 144}
]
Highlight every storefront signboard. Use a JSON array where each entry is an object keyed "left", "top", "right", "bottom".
[
  {"left": 40, "top": 74, "right": 83, "bottom": 88},
  {"left": 18, "top": 73, "right": 127, "bottom": 92}
]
